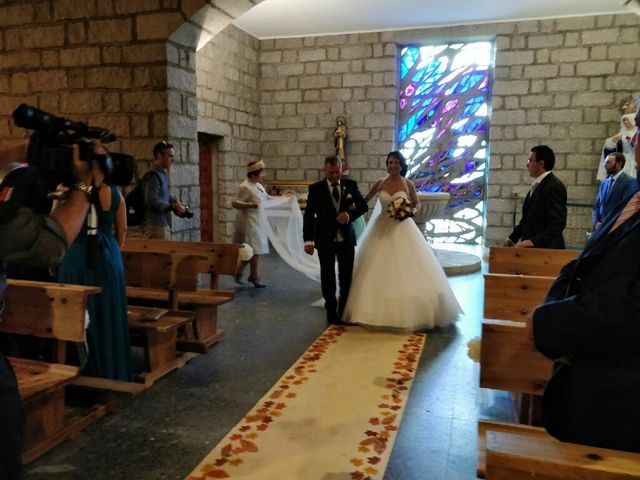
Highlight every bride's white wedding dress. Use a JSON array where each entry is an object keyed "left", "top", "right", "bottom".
[{"left": 342, "top": 187, "right": 461, "bottom": 330}]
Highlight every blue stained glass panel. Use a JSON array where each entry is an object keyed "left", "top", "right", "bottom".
[{"left": 397, "top": 41, "right": 494, "bottom": 244}]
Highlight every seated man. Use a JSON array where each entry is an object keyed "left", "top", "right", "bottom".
[{"left": 531, "top": 108, "right": 640, "bottom": 453}]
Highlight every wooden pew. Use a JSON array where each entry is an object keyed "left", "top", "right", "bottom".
[
  {"left": 478, "top": 420, "right": 640, "bottom": 479},
  {"left": 1, "top": 280, "right": 105, "bottom": 463},
  {"left": 488, "top": 246, "right": 579, "bottom": 277},
  {"left": 127, "top": 306, "right": 196, "bottom": 386},
  {"left": 483, "top": 273, "right": 555, "bottom": 322},
  {"left": 480, "top": 319, "right": 552, "bottom": 396},
  {"left": 121, "top": 239, "right": 240, "bottom": 352}
]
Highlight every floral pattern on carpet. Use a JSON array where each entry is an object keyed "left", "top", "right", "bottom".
[
  {"left": 187, "top": 326, "right": 346, "bottom": 480},
  {"left": 348, "top": 333, "right": 425, "bottom": 480}
]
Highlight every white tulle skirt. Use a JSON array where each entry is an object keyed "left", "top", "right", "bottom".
[{"left": 342, "top": 204, "right": 461, "bottom": 330}]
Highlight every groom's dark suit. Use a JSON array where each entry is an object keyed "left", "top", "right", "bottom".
[
  {"left": 533, "top": 189, "right": 640, "bottom": 453},
  {"left": 508, "top": 172, "right": 567, "bottom": 248},
  {"left": 303, "top": 178, "right": 368, "bottom": 322}
]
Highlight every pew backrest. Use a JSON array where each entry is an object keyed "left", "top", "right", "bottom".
[
  {"left": 488, "top": 246, "right": 579, "bottom": 277},
  {"left": 1, "top": 280, "right": 100, "bottom": 342},
  {"left": 123, "top": 238, "right": 241, "bottom": 289},
  {"left": 480, "top": 319, "right": 553, "bottom": 395},
  {"left": 484, "top": 273, "right": 555, "bottom": 322}
]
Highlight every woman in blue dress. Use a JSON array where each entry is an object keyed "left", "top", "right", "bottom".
[{"left": 57, "top": 160, "right": 132, "bottom": 381}]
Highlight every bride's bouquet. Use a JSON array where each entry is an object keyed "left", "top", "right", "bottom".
[{"left": 387, "top": 197, "right": 416, "bottom": 222}]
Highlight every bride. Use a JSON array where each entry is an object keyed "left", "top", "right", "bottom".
[{"left": 342, "top": 151, "right": 461, "bottom": 330}]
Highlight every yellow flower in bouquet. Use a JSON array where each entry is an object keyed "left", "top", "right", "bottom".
[{"left": 387, "top": 197, "right": 416, "bottom": 222}]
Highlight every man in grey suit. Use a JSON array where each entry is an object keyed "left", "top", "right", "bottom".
[
  {"left": 503, "top": 145, "right": 567, "bottom": 249},
  {"left": 592, "top": 152, "right": 637, "bottom": 230}
]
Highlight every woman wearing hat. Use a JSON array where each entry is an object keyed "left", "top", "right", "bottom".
[{"left": 232, "top": 160, "right": 269, "bottom": 287}]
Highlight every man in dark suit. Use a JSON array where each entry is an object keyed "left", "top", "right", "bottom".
[
  {"left": 592, "top": 152, "right": 637, "bottom": 229},
  {"left": 504, "top": 145, "right": 567, "bottom": 249},
  {"left": 531, "top": 108, "right": 640, "bottom": 453},
  {"left": 303, "top": 156, "right": 368, "bottom": 324}
]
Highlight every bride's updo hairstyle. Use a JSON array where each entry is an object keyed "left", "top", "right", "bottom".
[{"left": 386, "top": 151, "right": 408, "bottom": 177}]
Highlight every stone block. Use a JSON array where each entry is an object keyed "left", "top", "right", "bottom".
[
  {"left": 28, "top": 70, "right": 67, "bottom": 92},
  {"left": 535, "top": 49, "right": 550, "bottom": 64},
  {"left": 582, "top": 28, "right": 621, "bottom": 45},
  {"left": 515, "top": 20, "right": 539, "bottom": 33},
  {"left": 576, "top": 61, "right": 616, "bottom": 76},
  {"left": 10, "top": 73, "right": 29, "bottom": 95},
  {"left": 296, "top": 130, "right": 326, "bottom": 142},
  {"left": 544, "top": 108, "right": 584, "bottom": 125},
  {"left": 339, "top": 44, "right": 373, "bottom": 60},
  {"left": 523, "top": 64, "right": 559, "bottom": 78},
  {"left": 54, "top": 0, "right": 96, "bottom": 20},
  {"left": 547, "top": 77, "right": 589, "bottom": 92},
  {"left": 559, "top": 64, "right": 575, "bottom": 76},
  {"left": 527, "top": 34, "right": 564, "bottom": 49},
  {"left": 490, "top": 110, "right": 527, "bottom": 126},
  {"left": 137, "top": 12, "right": 184, "bottom": 41},
  {"left": 274, "top": 90, "right": 302, "bottom": 103},
  {"left": 297, "top": 103, "right": 331, "bottom": 115},
  {"left": 365, "top": 87, "right": 395, "bottom": 100},
  {"left": 620, "top": 27, "right": 640, "bottom": 43},
  {"left": 515, "top": 125, "right": 550, "bottom": 139},
  {"left": 299, "top": 49, "right": 327, "bottom": 62},
  {"left": 520, "top": 95, "right": 553, "bottom": 108},
  {"left": 0, "top": 3, "right": 34, "bottom": 26},
  {"left": 571, "top": 92, "right": 614, "bottom": 107},
  {"left": 364, "top": 113, "right": 394, "bottom": 128},
  {"left": 86, "top": 67, "right": 133, "bottom": 89},
  {"left": 490, "top": 140, "right": 525, "bottom": 154},
  {"left": 21, "top": 25, "right": 65, "bottom": 48},
  {"left": 319, "top": 61, "right": 350, "bottom": 74},
  {"left": 103, "top": 47, "right": 123, "bottom": 64},
  {"left": 261, "top": 77, "right": 287, "bottom": 91},
  {"left": 60, "top": 47, "right": 100, "bottom": 67},
  {"left": 61, "top": 91, "right": 103, "bottom": 114},
  {"left": 299, "top": 75, "right": 330, "bottom": 90},
  {"left": 555, "top": 16, "right": 596, "bottom": 31},
  {"left": 88, "top": 18, "right": 133, "bottom": 43},
  {"left": 260, "top": 50, "right": 282, "bottom": 64},
  {"left": 320, "top": 89, "right": 352, "bottom": 102},
  {"left": 342, "top": 73, "right": 373, "bottom": 87},
  {"left": 568, "top": 124, "right": 606, "bottom": 139},
  {"left": 508, "top": 65, "right": 523, "bottom": 79},
  {"left": 1, "top": 51, "right": 41, "bottom": 69},
  {"left": 605, "top": 75, "right": 640, "bottom": 91},
  {"left": 495, "top": 50, "right": 534, "bottom": 66},
  {"left": 122, "top": 90, "right": 167, "bottom": 112},
  {"left": 564, "top": 32, "right": 579, "bottom": 47},
  {"left": 275, "top": 64, "right": 304, "bottom": 76},
  {"left": 607, "top": 44, "right": 640, "bottom": 59},
  {"left": 550, "top": 48, "right": 589, "bottom": 63},
  {"left": 492, "top": 80, "right": 529, "bottom": 96},
  {"left": 617, "top": 60, "right": 636, "bottom": 75},
  {"left": 363, "top": 58, "right": 395, "bottom": 72}
]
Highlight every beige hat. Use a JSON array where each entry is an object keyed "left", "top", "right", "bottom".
[{"left": 247, "top": 160, "right": 265, "bottom": 173}]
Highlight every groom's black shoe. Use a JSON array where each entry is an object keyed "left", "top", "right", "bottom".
[{"left": 326, "top": 311, "right": 344, "bottom": 325}]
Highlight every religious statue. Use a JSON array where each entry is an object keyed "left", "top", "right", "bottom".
[
  {"left": 333, "top": 116, "right": 348, "bottom": 174},
  {"left": 597, "top": 96, "right": 638, "bottom": 180}
]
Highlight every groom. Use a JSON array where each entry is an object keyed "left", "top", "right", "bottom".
[{"left": 303, "top": 156, "right": 368, "bottom": 325}]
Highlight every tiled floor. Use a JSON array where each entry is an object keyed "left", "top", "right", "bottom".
[{"left": 25, "top": 246, "right": 489, "bottom": 480}]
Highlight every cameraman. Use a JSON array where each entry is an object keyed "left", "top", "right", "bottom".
[
  {"left": 0, "top": 141, "right": 98, "bottom": 480},
  {"left": 142, "top": 141, "right": 187, "bottom": 239}
]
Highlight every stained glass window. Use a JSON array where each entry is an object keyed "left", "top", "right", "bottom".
[{"left": 398, "top": 42, "right": 494, "bottom": 244}]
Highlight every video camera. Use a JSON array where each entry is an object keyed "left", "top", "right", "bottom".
[{"left": 12, "top": 103, "right": 134, "bottom": 190}]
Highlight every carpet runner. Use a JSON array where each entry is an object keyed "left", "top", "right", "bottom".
[{"left": 186, "top": 326, "right": 426, "bottom": 479}]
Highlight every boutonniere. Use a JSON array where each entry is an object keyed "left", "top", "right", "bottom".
[{"left": 346, "top": 193, "right": 353, "bottom": 200}]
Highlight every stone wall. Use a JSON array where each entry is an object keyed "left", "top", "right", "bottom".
[
  {"left": 0, "top": 0, "right": 261, "bottom": 241},
  {"left": 196, "top": 25, "right": 260, "bottom": 240},
  {"left": 254, "top": 13, "right": 640, "bottom": 247}
]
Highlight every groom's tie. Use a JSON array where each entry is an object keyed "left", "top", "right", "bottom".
[{"left": 331, "top": 182, "right": 340, "bottom": 204}]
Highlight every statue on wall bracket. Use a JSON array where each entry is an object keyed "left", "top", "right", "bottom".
[{"left": 333, "top": 116, "right": 349, "bottom": 175}]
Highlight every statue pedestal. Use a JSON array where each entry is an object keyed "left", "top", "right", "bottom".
[{"left": 416, "top": 192, "right": 481, "bottom": 276}]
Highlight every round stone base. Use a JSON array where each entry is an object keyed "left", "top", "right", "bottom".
[{"left": 433, "top": 248, "right": 482, "bottom": 276}]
